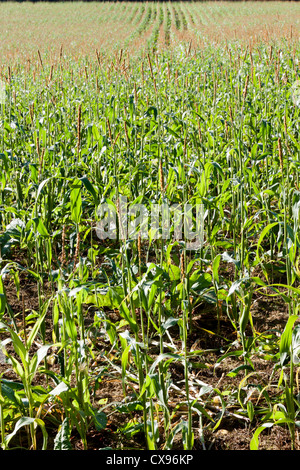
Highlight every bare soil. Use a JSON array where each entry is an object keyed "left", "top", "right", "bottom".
[{"left": 0, "top": 263, "right": 299, "bottom": 451}]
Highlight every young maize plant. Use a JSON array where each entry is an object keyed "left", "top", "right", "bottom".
[{"left": 0, "top": 0, "right": 299, "bottom": 451}]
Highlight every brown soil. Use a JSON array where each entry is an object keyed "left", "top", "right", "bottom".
[{"left": 0, "top": 258, "right": 299, "bottom": 451}]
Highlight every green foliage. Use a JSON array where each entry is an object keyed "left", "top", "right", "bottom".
[{"left": 0, "top": 0, "right": 299, "bottom": 451}]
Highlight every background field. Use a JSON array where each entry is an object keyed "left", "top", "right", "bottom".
[
  {"left": 0, "top": 1, "right": 299, "bottom": 61},
  {"left": 0, "top": 1, "right": 300, "bottom": 451}
]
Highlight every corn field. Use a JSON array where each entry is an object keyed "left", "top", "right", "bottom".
[{"left": 0, "top": 1, "right": 300, "bottom": 451}]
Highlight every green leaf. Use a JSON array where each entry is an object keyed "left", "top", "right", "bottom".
[
  {"left": 212, "top": 254, "right": 221, "bottom": 283},
  {"left": 149, "top": 353, "right": 181, "bottom": 375},
  {"left": 0, "top": 379, "right": 23, "bottom": 406},
  {"left": 80, "top": 176, "right": 98, "bottom": 205},
  {"left": 0, "top": 293, "right": 6, "bottom": 318},
  {"left": 227, "top": 364, "right": 254, "bottom": 377},
  {"left": 164, "top": 420, "right": 186, "bottom": 450},
  {"left": 6, "top": 331, "right": 28, "bottom": 365},
  {"left": 160, "top": 317, "right": 179, "bottom": 335},
  {"left": 29, "top": 344, "right": 52, "bottom": 379},
  {"left": 121, "top": 345, "right": 131, "bottom": 379},
  {"left": 93, "top": 411, "right": 107, "bottom": 431},
  {"left": 167, "top": 264, "right": 181, "bottom": 281},
  {"left": 247, "top": 401, "right": 255, "bottom": 422},
  {"left": 7, "top": 354, "right": 25, "bottom": 380},
  {"left": 5, "top": 416, "right": 48, "bottom": 449},
  {"left": 34, "top": 217, "right": 49, "bottom": 237},
  {"left": 279, "top": 315, "right": 298, "bottom": 366},
  {"left": 256, "top": 222, "right": 279, "bottom": 261},
  {"left": 26, "top": 299, "right": 51, "bottom": 349},
  {"left": 145, "top": 106, "right": 158, "bottom": 120},
  {"left": 116, "top": 401, "right": 144, "bottom": 412},
  {"left": 54, "top": 417, "right": 72, "bottom": 450},
  {"left": 36, "top": 177, "right": 51, "bottom": 200},
  {"left": 70, "top": 180, "right": 82, "bottom": 224},
  {"left": 191, "top": 402, "right": 213, "bottom": 422},
  {"left": 250, "top": 423, "right": 274, "bottom": 450},
  {"left": 148, "top": 373, "right": 168, "bottom": 408}
]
